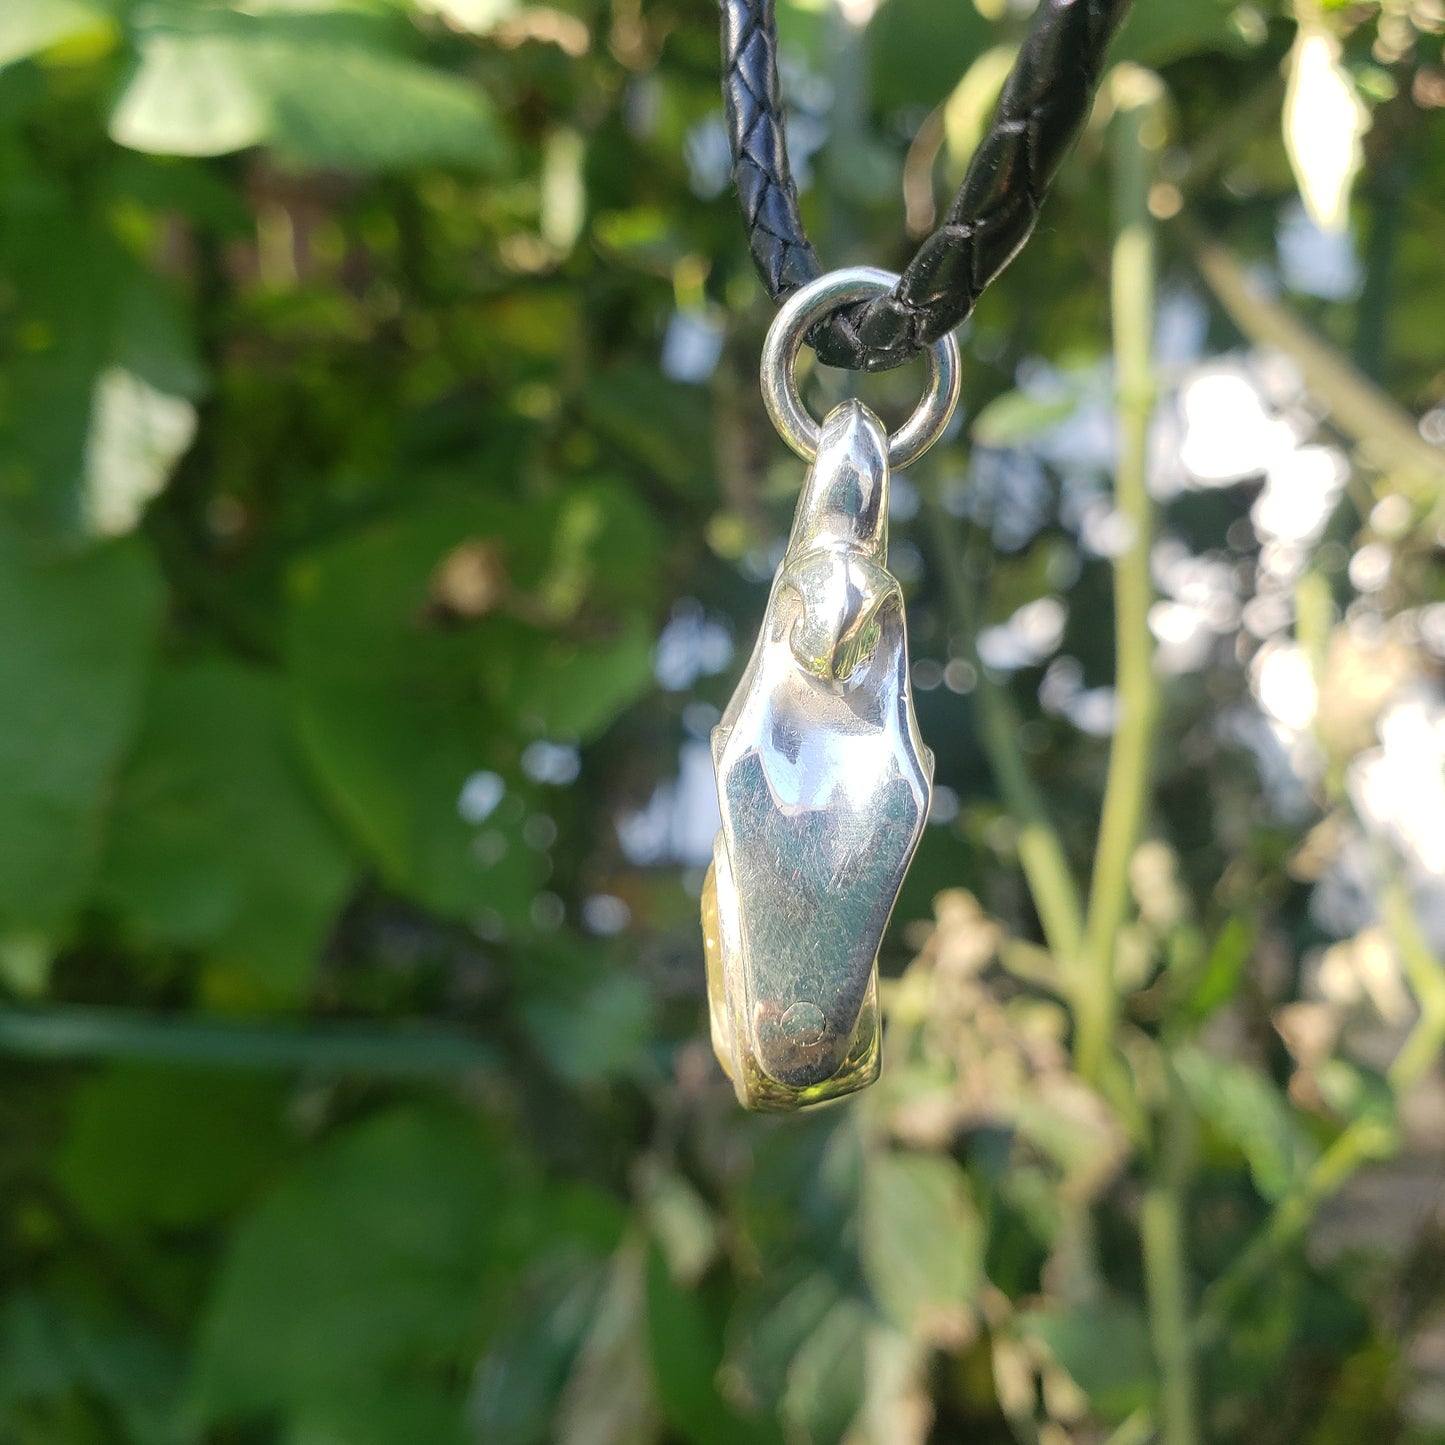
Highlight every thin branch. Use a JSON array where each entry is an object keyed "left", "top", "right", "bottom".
[
  {"left": 1142, "top": 1071, "right": 1200, "bottom": 1445},
  {"left": 0, "top": 1005, "right": 498, "bottom": 1078},
  {"left": 1092, "top": 68, "right": 1202, "bottom": 1445},
  {"left": 1189, "top": 229, "right": 1445, "bottom": 493},
  {"left": 1193, "top": 1113, "right": 1398, "bottom": 1352},
  {"left": 1381, "top": 872, "right": 1445, "bottom": 1092},
  {"left": 1104, "top": 1409, "right": 1158, "bottom": 1445},
  {"left": 924, "top": 499, "right": 1086, "bottom": 967},
  {"left": 1075, "top": 69, "right": 1164, "bottom": 1087}
]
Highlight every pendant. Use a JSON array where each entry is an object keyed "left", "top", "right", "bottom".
[{"left": 704, "top": 268, "right": 961, "bottom": 1110}]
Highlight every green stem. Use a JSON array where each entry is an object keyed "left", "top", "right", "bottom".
[
  {"left": 925, "top": 501, "right": 1085, "bottom": 966},
  {"left": 0, "top": 1005, "right": 498, "bottom": 1077},
  {"left": 1075, "top": 71, "right": 1163, "bottom": 1087},
  {"left": 1381, "top": 873, "right": 1445, "bottom": 1092},
  {"left": 978, "top": 679, "right": 1087, "bottom": 968},
  {"left": 1189, "top": 870, "right": 1425, "bottom": 1356},
  {"left": 1104, "top": 1410, "right": 1158, "bottom": 1445},
  {"left": 1142, "top": 1074, "right": 1200, "bottom": 1445},
  {"left": 1194, "top": 1114, "right": 1398, "bottom": 1351},
  {"left": 1089, "top": 68, "right": 1200, "bottom": 1445}
]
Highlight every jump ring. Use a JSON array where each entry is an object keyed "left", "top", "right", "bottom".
[{"left": 760, "top": 267, "right": 961, "bottom": 470}]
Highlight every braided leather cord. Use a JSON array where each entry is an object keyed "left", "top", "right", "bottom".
[{"left": 721, "top": 0, "right": 1132, "bottom": 371}]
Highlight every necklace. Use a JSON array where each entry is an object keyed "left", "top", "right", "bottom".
[{"left": 705, "top": 0, "right": 1130, "bottom": 1109}]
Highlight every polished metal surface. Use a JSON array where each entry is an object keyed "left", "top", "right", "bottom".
[
  {"left": 759, "top": 267, "right": 962, "bottom": 469},
  {"left": 704, "top": 399, "right": 937, "bottom": 1109}
]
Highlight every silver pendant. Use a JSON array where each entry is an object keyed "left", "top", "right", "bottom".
[{"left": 704, "top": 268, "right": 961, "bottom": 1110}]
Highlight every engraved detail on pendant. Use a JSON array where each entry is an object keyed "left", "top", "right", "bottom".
[{"left": 704, "top": 400, "right": 934, "bottom": 1110}]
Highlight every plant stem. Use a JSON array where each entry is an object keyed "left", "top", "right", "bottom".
[
  {"left": 977, "top": 670, "right": 1087, "bottom": 968},
  {"left": 1194, "top": 1113, "right": 1398, "bottom": 1351},
  {"left": 1142, "top": 1185, "right": 1196, "bottom": 1444},
  {"left": 1091, "top": 69, "right": 1202, "bottom": 1445},
  {"left": 0, "top": 1005, "right": 498, "bottom": 1077},
  {"left": 925, "top": 500, "right": 1085, "bottom": 966},
  {"left": 1075, "top": 70, "right": 1163, "bottom": 1087},
  {"left": 1104, "top": 1411, "right": 1157, "bottom": 1445},
  {"left": 1142, "top": 1074, "right": 1200, "bottom": 1445},
  {"left": 1380, "top": 872, "right": 1445, "bottom": 1092},
  {"left": 1190, "top": 822, "right": 1422, "bottom": 1359}
]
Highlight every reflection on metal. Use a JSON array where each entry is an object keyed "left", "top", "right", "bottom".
[
  {"left": 759, "top": 265, "right": 960, "bottom": 469},
  {"left": 704, "top": 400, "right": 935, "bottom": 1109}
]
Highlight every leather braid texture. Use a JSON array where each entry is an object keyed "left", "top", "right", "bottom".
[{"left": 721, "top": 0, "right": 1132, "bottom": 371}]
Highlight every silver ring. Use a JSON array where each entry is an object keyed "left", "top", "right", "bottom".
[{"left": 760, "top": 266, "right": 961, "bottom": 470}]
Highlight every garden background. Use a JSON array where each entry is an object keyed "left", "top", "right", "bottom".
[{"left": 2, "top": 0, "right": 1444, "bottom": 1441}]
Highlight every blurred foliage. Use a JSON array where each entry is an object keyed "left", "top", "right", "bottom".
[{"left": 1, "top": 0, "right": 1444, "bottom": 1442}]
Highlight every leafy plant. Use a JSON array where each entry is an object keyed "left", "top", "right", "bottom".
[{"left": 1, "top": 1, "right": 1443, "bottom": 1443}]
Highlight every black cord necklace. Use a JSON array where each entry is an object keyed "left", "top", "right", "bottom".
[
  {"left": 720, "top": 0, "right": 1132, "bottom": 371},
  {"left": 703, "top": 0, "right": 1130, "bottom": 1111}
]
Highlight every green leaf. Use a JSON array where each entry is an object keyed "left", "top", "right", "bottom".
[
  {"left": 860, "top": 1152, "right": 983, "bottom": 1333},
  {"left": 867, "top": 0, "right": 989, "bottom": 113},
  {"left": 1112, "top": 0, "right": 1244, "bottom": 66},
  {"left": 520, "top": 970, "right": 655, "bottom": 1085},
  {"left": 97, "top": 659, "right": 358, "bottom": 1004},
  {"left": 494, "top": 612, "right": 654, "bottom": 740},
  {"left": 1313, "top": 1059, "right": 1397, "bottom": 1129},
  {"left": 111, "top": 11, "right": 508, "bottom": 171},
  {"left": 470, "top": 1270, "right": 607, "bottom": 1445},
  {"left": 0, "top": 212, "right": 204, "bottom": 541},
  {"left": 1174, "top": 1046, "right": 1315, "bottom": 1202},
  {"left": 583, "top": 370, "right": 713, "bottom": 495},
  {"left": 262, "top": 42, "right": 509, "bottom": 173},
  {"left": 740, "top": 1117, "right": 861, "bottom": 1269},
  {"left": 0, "top": 1292, "right": 185, "bottom": 1444},
  {"left": 724, "top": 1272, "right": 843, "bottom": 1416},
  {"left": 635, "top": 1160, "right": 718, "bottom": 1287},
  {"left": 193, "top": 1108, "right": 514, "bottom": 1427},
  {"left": 413, "top": 0, "right": 520, "bottom": 35},
  {"left": 852, "top": 1325, "right": 932, "bottom": 1445},
  {"left": 0, "top": 0, "right": 112, "bottom": 68},
  {"left": 56, "top": 1063, "right": 288, "bottom": 1232},
  {"left": 468, "top": 1188, "right": 631, "bottom": 1444},
  {"left": 645, "top": 1248, "right": 762, "bottom": 1445},
  {"left": 82, "top": 366, "right": 197, "bottom": 537},
  {"left": 1017, "top": 1300, "right": 1156, "bottom": 1419},
  {"left": 971, "top": 389, "right": 1079, "bottom": 449},
  {"left": 1011, "top": 1077, "right": 1129, "bottom": 1201},
  {"left": 0, "top": 1294, "right": 70, "bottom": 1409},
  {"left": 482, "top": 482, "right": 660, "bottom": 738},
  {"left": 110, "top": 30, "right": 268, "bottom": 156},
  {"left": 1178, "top": 915, "right": 1256, "bottom": 1023},
  {"left": 555, "top": 1237, "right": 660, "bottom": 1445},
  {"left": 0, "top": 528, "right": 161, "bottom": 938},
  {"left": 285, "top": 487, "right": 654, "bottom": 925},
  {"left": 287, "top": 1382, "right": 471, "bottom": 1445},
  {"left": 286, "top": 500, "right": 546, "bottom": 923},
  {"left": 779, "top": 1298, "right": 869, "bottom": 1445}
]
